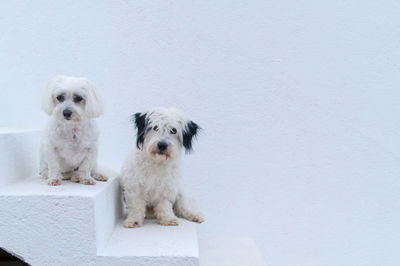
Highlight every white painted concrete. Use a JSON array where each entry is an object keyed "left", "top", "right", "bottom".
[
  {"left": 2, "top": 1, "right": 400, "bottom": 265},
  {"left": 0, "top": 174, "right": 200, "bottom": 265},
  {"left": 93, "top": 168, "right": 123, "bottom": 251},
  {"left": 0, "top": 177, "right": 100, "bottom": 266},
  {"left": 199, "top": 236, "right": 266, "bottom": 266},
  {"left": 98, "top": 219, "right": 198, "bottom": 257},
  {"left": 97, "top": 219, "right": 199, "bottom": 266},
  {"left": 0, "top": 128, "right": 40, "bottom": 186}
]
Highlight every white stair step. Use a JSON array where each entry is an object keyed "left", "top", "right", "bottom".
[
  {"left": 0, "top": 171, "right": 121, "bottom": 266},
  {"left": 96, "top": 219, "right": 199, "bottom": 266},
  {"left": 0, "top": 174, "right": 200, "bottom": 266},
  {"left": 199, "top": 236, "right": 266, "bottom": 266},
  {"left": 0, "top": 128, "right": 40, "bottom": 186}
]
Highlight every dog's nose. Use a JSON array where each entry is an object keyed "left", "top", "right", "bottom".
[
  {"left": 63, "top": 109, "right": 73, "bottom": 120},
  {"left": 157, "top": 141, "right": 168, "bottom": 151}
]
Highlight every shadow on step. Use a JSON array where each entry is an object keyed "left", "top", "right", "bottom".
[{"left": 0, "top": 248, "right": 30, "bottom": 266}]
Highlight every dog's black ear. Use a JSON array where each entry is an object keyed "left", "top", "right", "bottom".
[
  {"left": 132, "top": 112, "right": 148, "bottom": 149},
  {"left": 183, "top": 120, "right": 200, "bottom": 153}
]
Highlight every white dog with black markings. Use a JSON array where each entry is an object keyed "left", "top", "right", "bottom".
[
  {"left": 40, "top": 75, "right": 108, "bottom": 186},
  {"left": 121, "top": 107, "right": 204, "bottom": 227}
]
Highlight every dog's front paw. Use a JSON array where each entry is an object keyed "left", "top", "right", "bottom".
[
  {"left": 188, "top": 213, "right": 205, "bottom": 223},
  {"left": 81, "top": 178, "right": 96, "bottom": 185},
  {"left": 71, "top": 173, "right": 96, "bottom": 185},
  {"left": 48, "top": 179, "right": 61, "bottom": 186},
  {"left": 124, "top": 218, "right": 143, "bottom": 228},
  {"left": 158, "top": 217, "right": 179, "bottom": 226}
]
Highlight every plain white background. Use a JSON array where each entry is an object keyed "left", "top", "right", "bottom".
[{"left": 1, "top": 1, "right": 400, "bottom": 265}]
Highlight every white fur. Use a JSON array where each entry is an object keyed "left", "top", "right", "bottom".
[
  {"left": 121, "top": 107, "right": 204, "bottom": 227},
  {"left": 40, "top": 75, "right": 107, "bottom": 186}
]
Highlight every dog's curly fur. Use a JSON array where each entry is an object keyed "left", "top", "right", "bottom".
[
  {"left": 40, "top": 75, "right": 108, "bottom": 186},
  {"left": 121, "top": 107, "right": 204, "bottom": 227}
]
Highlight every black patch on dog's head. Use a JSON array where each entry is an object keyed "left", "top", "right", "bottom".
[
  {"left": 132, "top": 112, "right": 148, "bottom": 149},
  {"left": 183, "top": 120, "right": 200, "bottom": 153}
]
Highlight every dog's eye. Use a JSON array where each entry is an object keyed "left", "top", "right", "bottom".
[
  {"left": 170, "top": 128, "right": 177, "bottom": 134},
  {"left": 153, "top": 126, "right": 158, "bottom": 131},
  {"left": 56, "top": 95, "right": 65, "bottom": 102},
  {"left": 73, "top": 95, "right": 83, "bottom": 103}
]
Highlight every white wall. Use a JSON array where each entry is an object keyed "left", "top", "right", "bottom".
[{"left": 1, "top": 1, "right": 400, "bottom": 265}]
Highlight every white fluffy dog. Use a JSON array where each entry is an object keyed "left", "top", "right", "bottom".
[
  {"left": 40, "top": 75, "right": 108, "bottom": 186},
  {"left": 121, "top": 107, "right": 204, "bottom": 227}
]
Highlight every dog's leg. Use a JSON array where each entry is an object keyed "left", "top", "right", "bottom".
[
  {"left": 47, "top": 156, "right": 62, "bottom": 186},
  {"left": 124, "top": 193, "right": 146, "bottom": 228},
  {"left": 39, "top": 158, "right": 48, "bottom": 180},
  {"left": 173, "top": 192, "right": 204, "bottom": 223},
  {"left": 71, "top": 156, "right": 96, "bottom": 185},
  {"left": 89, "top": 145, "right": 108, "bottom": 182},
  {"left": 155, "top": 199, "right": 179, "bottom": 226}
]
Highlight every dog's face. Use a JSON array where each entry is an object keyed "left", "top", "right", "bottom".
[
  {"left": 133, "top": 108, "right": 199, "bottom": 162},
  {"left": 41, "top": 76, "right": 103, "bottom": 122}
]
